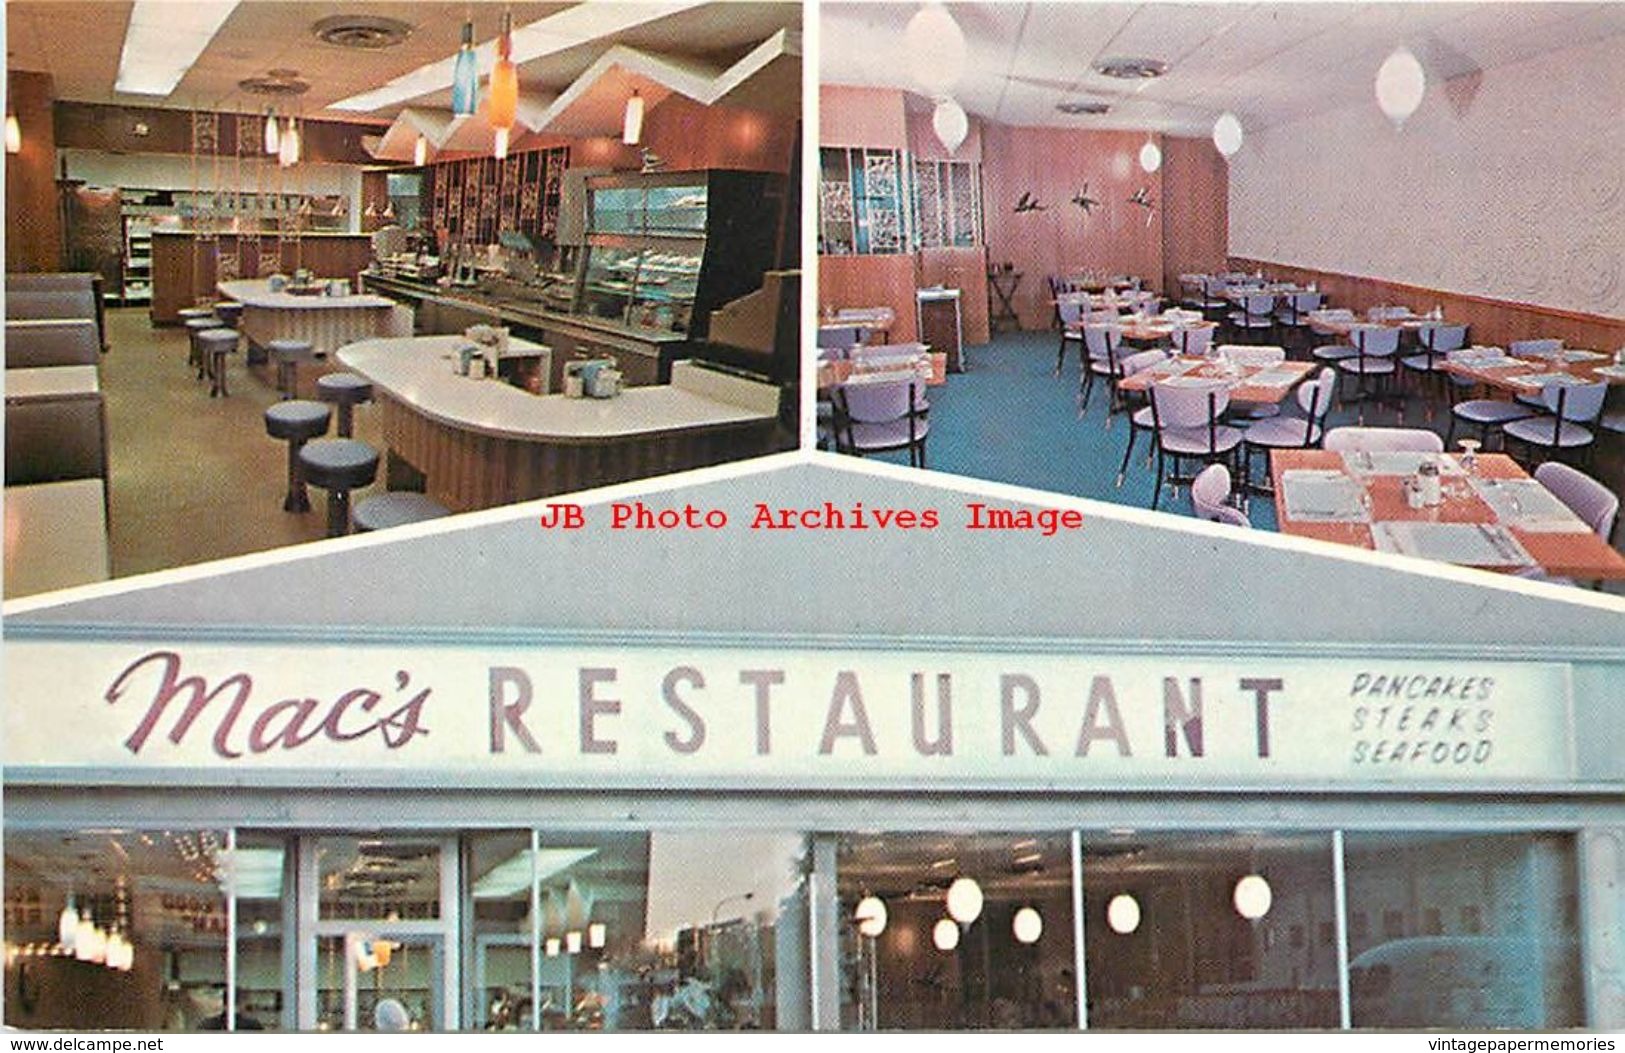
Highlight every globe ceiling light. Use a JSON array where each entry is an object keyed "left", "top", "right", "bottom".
[
  {"left": 945, "top": 876, "right": 983, "bottom": 924},
  {"left": 1139, "top": 138, "right": 1162, "bottom": 174},
  {"left": 1012, "top": 906, "right": 1043, "bottom": 944},
  {"left": 932, "top": 97, "right": 968, "bottom": 153},
  {"left": 905, "top": 3, "right": 967, "bottom": 97},
  {"left": 854, "top": 895, "right": 889, "bottom": 938},
  {"left": 1212, "top": 112, "right": 1243, "bottom": 159},
  {"left": 1375, "top": 46, "right": 1426, "bottom": 128},
  {"left": 932, "top": 917, "right": 960, "bottom": 951},
  {"left": 1106, "top": 893, "right": 1142, "bottom": 935},
  {"left": 1233, "top": 874, "right": 1273, "bottom": 920}
]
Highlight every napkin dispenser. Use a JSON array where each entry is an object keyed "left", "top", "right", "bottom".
[{"left": 564, "top": 357, "right": 616, "bottom": 398}]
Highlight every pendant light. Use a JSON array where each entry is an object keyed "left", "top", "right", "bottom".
[
  {"left": 57, "top": 895, "right": 80, "bottom": 951},
  {"left": 1375, "top": 46, "right": 1426, "bottom": 128},
  {"left": 905, "top": 3, "right": 966, "bottom": 97},
  {"left": 622, "top": 90, "right": 644, "bottom": 145},
  {"left": 545, "top": 937, "right": 561, "bottom": 957},
  {"left": 493, "top": 125, "right": 509, "bottom": 160},
  {"left": 1138, "top": 138, "right": 1162, "bottom": 173},
  {"left": 7, "top": 113, "right": 23, "bottom": 154},
  {"left": 945, "top": 876, "right": 983, "bottom": 924},
  {"left": 452, "top": 19, "right": 479, "bottom": 116},
  {"left": 932, "top": 917, "right": 960, "bottom": 951},
  {"left": 588, "top": 922, "right": 607, "bottom": 949},
  {"left": 1212, "top": 111, "right": 1244, "bottom": 159},
  {"left": 1106, "top": 893, "right": 1141, "bottom": 935},
  {"left": 488, "top": 10, "right": 518, "bottom": 134},
  {"left": 565, "top": 930, "right": 583, "bottom": 954},
  {"left": 263, "top": 107, "right": 279, "bottom": 155},
  {"left": 413, "top": 134, "right": 428, "bottom": 167},
  {"left": 278, "top": 115, "right": 299, "bottom": 167},
  {"left": 1233, "top": 873, "right": 1273, "bottom": 920},
  {"left": 932, "top": 98, "right": 968, "bottom": 153},
  {"left": 854, "top": 895, "right": 888, "bottom": 938},
  {"left": 1012, "top": 906, "right": 1043, "bottom": 945}
]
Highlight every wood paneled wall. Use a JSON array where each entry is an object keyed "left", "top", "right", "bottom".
[
  {"left": 1230, "top": 256, "right": 1625, "bottom": 352},
  {"left": 151, "top": 232, "right": 375, "bottom": 323},
  {"left": 820, "top": 86, "right": 909, "bottom": 149},
  {"left": 980, "top": 125, "right": 1166, "bottom": 330},
  {"left": 642, "top": 95, "right": 797, "bottom": 175},
  {"left": 1161, "top": 136, "right": 1228, "bottom": 297},
  {"left": 53, "top": 102, "right": 378, "bottom": 164},
  {"left": 6, "top": 70, "right": 62, "bottom": 273},
  {"left": 818, "top": 255, "right": 920, "bottom": 343},
  {"left": 919, "top": 246, "right": 989, "bottom": 346}
]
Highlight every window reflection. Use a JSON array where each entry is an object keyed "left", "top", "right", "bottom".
[
  {"left": 1082, "top": 832, "right": 1339, "bottom": 1029},
  {"left": 3, "top": 829, "right": 229, "bottom": 1030},
  {"left": 232, "top": 833, "right": 290, "bottom": 1029},
  {"left": 837, "top": 833, "right": 1078, "bottom": 1030},
  {"left": 1344, "top": 833, "right": 1580, "bottom": 1029}
]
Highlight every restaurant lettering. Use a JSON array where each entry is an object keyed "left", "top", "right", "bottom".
[{"left": 2, "top": 643, "right": 1563, "bottom": 784}]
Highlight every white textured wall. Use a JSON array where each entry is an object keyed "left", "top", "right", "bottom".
[{"left": 1229, "top": 33, "right": 1625, "bottom": 318}]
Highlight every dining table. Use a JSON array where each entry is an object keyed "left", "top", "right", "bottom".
[
  {"left": 1117, "top": 355, "right": 1314, "bottom": 405},
  {"left": 1439, "top": 346, "right": 1625, "bottom": 395},
  {"left": 819, "top": 307, "right": 895, "bottom": 345},
  {"left": 1270, "top": 448, "right": 1625, "bottom": 580},
  {"left": 1116, "top": 316, "right": 1221, "bottom": 345},
  {"left": 818, "top": 343, "right": 946, "bottom": 389},
  {"left": 3, "top": 478, "right": 111, "bottom": 599}
]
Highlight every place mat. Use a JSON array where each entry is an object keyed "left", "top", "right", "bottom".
[
  {"left": 1593, "top": 364, "right": 1625, "bottom": 379},
  {"left": 1280, "top": 470, "right": 1369, "bottom": 522},
  {"left": 1448, "top": 347, "right": 1520, "bottom": 368},
  {"left": 1340, "top": 451, "right": 1465, "bottom": 477},
  {"left": 842, "top": 368, "right": 920, "bottom": 386},
  {"left": 1247, "top": 368, "right": 1303, "bottom": 387},
  {"left": 1146, "top": 359, "right": 1201, "bottom": 378},
  {"left": 1371, "top": 522, "right": 1533, "bottom": 567},
  {"left": 1506, "top": 372, "right": 1591, "bottom": 389},
  {"left": 1469, "top": 478, "right": 1589, "bottom": 533},
  {"left": 1547, "top": 349, "right": 1606, "bottom": 363},
  {"left": 1157, "top": 373, "right": 1222, "bottom": 388}
]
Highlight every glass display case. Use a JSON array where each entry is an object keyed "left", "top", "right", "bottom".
[{"left": 573, "top": 170, "right": 783, "bottom": 340}]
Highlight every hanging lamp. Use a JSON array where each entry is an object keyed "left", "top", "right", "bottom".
[
  {"left": 489, "top": 10, "right": 518, "bottom": 130},
  {"left": 413, "top": 134, "right": 428, "bottom": 167},
  {"left": 1212, "top": 111, "right": 1243, "bottom": 159},
  {"left": 452, "top": 19, "right": 479, "bottom": 116},
  {"left": 1375, "top": 46, "right": 1426, "bottom": 128},
  {"left": 1139, "top": 138, "right": 1162, "bottom": 173},
  {"left": 263, "top": 107, "right": 279, "bottom": 154},
  {"left": 932, "top": 98, "right": 968, "bottom": 153},
  {"left": 622, "top": 90, "right": 644, "bottom": 145}
]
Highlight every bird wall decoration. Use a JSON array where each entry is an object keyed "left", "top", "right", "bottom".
[
  {"left": 1071, "top": 183, "right": 1100, "bottom": 215},
  {"left": 1128, "top": 186, "right": 1157, "bottom": 227},
  {"left": 1013, "top": 191, "right": 1048, "bottom": 214}
]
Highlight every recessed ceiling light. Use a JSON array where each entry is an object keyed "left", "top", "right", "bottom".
[
  {"left": 1093, "top": 57, "right": 1169, "bottom": 80},
  {"left": 1056, "top": 100, "right": 1111, "bottom": 116},
  {"left": 238, "top": 69, "right": 311, "bottom": 97}
]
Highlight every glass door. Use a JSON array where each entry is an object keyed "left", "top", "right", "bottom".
[{"left": 295, "top": 835, "right": 459, "bottom": 1031}]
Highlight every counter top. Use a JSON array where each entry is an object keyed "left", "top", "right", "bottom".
[
  {"left": 219, "top": 279, "right": 395, "bottom": 311},
  {"left": 4, "top": 365, "right": 101, "bottom": 401},
  {"left": 337, "top": 336, "right": 777, "bottom": 444}
]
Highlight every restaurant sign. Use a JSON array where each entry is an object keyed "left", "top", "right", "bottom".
[{"left": 2, "top": 641, "right": 1575, "bottom": 786}]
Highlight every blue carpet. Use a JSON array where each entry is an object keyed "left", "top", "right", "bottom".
[{"left": 859, "top": 329, "right": 1472, "bottom": 533}]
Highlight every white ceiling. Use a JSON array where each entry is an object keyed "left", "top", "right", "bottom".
[
  {"left": 820, "top": 2, "right": 1625, "bottom": 134},
  {"left": 5, "top": 1, "right": 800, "bottom": 124}
]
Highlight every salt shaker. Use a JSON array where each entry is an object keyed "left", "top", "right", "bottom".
[{"left": 1418, "top": 459, "right": 1442, "bottom": 506}]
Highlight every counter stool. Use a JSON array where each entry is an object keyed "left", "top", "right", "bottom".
[
  {"left": 353, "top": 492, "right": 450, "bottom": 533},
  {"left": 268, "top": 338, "right": 316, "bottom": 399},
  {"left": 263, "top": 400, "right": 332, "bottom": 512},
  {"left": 183, "top": 316, "right": 219, "bottom": 378},
  {"left": 299, "top": 438, "right": 379, "bottom": 537},
  {"left": 213, "top": 301, "right": 243, "bottom": 328},
  {"left": 317, "top": 372, "right": 374, "bottom": 437},
  {"left": 196, "top": 328, "right": 240, "bottom": 397}
]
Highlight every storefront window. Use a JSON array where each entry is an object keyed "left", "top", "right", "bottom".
[
  {"left": 1081, "top": 832, "right": 1339, "bottom": 1029},
  {"left": 1344, "top": 833, "right": 1581, "bottom": 1029},
  {"left": 3, "top": 829, "right": 229, "bottom": 1030},
  {"left": 838, "top": 832, "right": 1078, "bottom": 1030},
  {"left": 467, "top": 831, "right": 533, "bottom": 1030},
  {"left": 231, "top": 833, "right": 291, "bottom": 1029}
]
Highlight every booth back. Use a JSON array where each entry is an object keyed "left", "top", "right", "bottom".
[
  {"left": 4, "top": 397, "right": 109, "bottom": 486},
  {"left": 6, "top": 320, "right": 101, "bottom": 368},
  {"left": 6, "top": 287, "right": 101, "bottom": 325}
]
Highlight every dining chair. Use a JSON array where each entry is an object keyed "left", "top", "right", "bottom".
[
  {"left": 1198, "top": 275, "right": 1230, "bottom": 311},
  {"left": 817, "top": 326, "right": 861, "bottom": 358},
  {"left": 831, "top": 377, "right": 931, "bottom": 468},
  {"left": 1148, "top": 377, "right": 1243, "bottom": 510},
  {"left": 1399, "top": 323, "right": 1469, "bottom": 403},
  {"left": 1310, "top": 311, "right": 1360, "bottom": 364},
  {"left": 1334, "top": 324, "right": 1402, "bottom": 421},
  {"left": 1191, "top": 464, "right": 1251, "bottom": 527},
  {"left": 1275, "top": 291, "right": 1323, "bottom": 330},
  {"left": 1113, "top": 349, "right": 1174, "bottom": 488},
  {"left": 1240, "top": 367, "right": 1338, "bottom": 490},
  {"left": 1534, "top": 461, "right": 1619, "bottom": 543},
  {"left": 1228, "top": 292, "right": 1277, "bottom": 342},
  {"left": 1078, "top": 323, "right": 1124, "bottom": 417},
  {"left": 1178, "top": 274, "right": 1207, "bottom": 310},
  {"left": 1501, "top": 381, "right": 1607, "bottom": 467},
  {"left": 1055, "top": 298, "right": 1087, "bottom": 377},
  {"left": 1508, "top": 338, "right": 1567, "bottom": 409},
  {"left": 1322, "top": 426, "right": 1445, "bottom": 454},
  {"left": 1171, "top": 324, "right": 1215, "bottom": 357}
]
